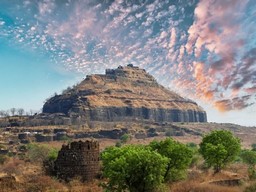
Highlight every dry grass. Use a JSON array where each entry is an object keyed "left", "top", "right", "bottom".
[
  {"left": 23, "top": 175, "right": 67, "bottom": 192},
  {"left": 0, "top": 156, "right": 252, "bottom": 192},
  {"left": 68, "top": 179, "right": 103, "bottom": 192},
  {"left": 0, "top": 158, "right": 24, "bottom": 175},
  {"left": 0, "top": 157, "right": 103, "bottom": 192},
  {"left": 1, "top": 120, "right": 256, "bottom": 192},
  {"left": 171, "top": 181, "right": 241, "bottom": 192},
  {"left": 170, "top": 163, "right": 248, "bottom": 192}
]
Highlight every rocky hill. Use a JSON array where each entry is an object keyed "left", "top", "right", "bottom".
[{"left": 43, "top": 64, "right": 207, "bottom": 123}]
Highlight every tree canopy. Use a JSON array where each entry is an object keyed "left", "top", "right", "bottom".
[
  {"left": 101, "top": 145, "right": 168, "bottom": 192},
  {"left": 101, "top": 138, "right": 194, "bottom": 192},
  {"left": 240, "top": 150, "right": 256, "bottom": 167},
  {"left": 149, "top": 138, "right": 193, "bottom": 182},
  {"left": 199, "top": 130, "right": 241, "bottom": 173}
]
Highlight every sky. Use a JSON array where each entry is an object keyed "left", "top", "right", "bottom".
[{"left": 0, "top": 0, "right": 255, "bottom": 126}]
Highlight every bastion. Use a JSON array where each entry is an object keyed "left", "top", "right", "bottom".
[{"left": 54, "top": 140, "right": 100, "bottom": 181}]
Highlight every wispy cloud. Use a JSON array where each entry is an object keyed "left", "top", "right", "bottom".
[{"left": 0, "top": 0, "right": 255, "bottom": 112}]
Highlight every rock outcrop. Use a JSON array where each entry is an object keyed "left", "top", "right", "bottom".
[{"left": 43, "top": 64, "right": 207, "bottom": 123}]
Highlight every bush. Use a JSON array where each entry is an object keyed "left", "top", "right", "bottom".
[
  {"left": 248, "top": 167, "right": 256, "bottom": 180},
  {"left": 190, "top": 153, "right": 203, "bottom": 168},
  {"left": 48, "top": 148, "right": 58, "bottom": 161},
  {"left": 27, "top": 143, "right": 59, "bottom": 163},
  {"left": 240, "top": 150, "right": 256, "bottom": 179},
  {"left": 59, "top": 135, "right": 70, "bottom": 141},
  {"left": 115, "top": 141, "right": 122, "bottom": 147},
  {"left": 120, "top": 134, "right": 130, "bottom": 143},
  {"left": 0, "top": 154, "right": 8, "bottom": 164},
  {"left": 27, "top": 143, "right": 49, "bottom": 163}
]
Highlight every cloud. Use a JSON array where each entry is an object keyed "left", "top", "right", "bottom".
[
  {"left": 180, "top": 0, "right": 256, "bottom": 111},
  {"left": 38, "top": 0, "right": 56, "bottom": 16},
  {"left": 215, "top": 95, "right": 254, "bottom": 112},
  {"left": 169, "top": 28, "right": 176, "bottom": 49},
  {"left": 0, "top": 0, "right": 255, "bottom": 112},
  {"left": 245, "top": 86, "right": 256, "bottom": 94}
]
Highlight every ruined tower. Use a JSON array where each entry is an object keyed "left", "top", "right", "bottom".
[{"left": 54, "top": 140, "right": 100, "bottom": 181}]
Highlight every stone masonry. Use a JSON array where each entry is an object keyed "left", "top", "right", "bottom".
[{"left": 54, "top": 140, "right": 100, "bottom": 181}]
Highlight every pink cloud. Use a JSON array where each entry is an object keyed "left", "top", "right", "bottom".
[
  {"left": 181, "top": 0, "right": 255, "bottom": 111},
  {"left": 214, "top": 95, "right": 253, "bottom": 112}
]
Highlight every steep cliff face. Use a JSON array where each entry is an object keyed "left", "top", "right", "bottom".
[{"left": 43, "top": 65, "right": 207, "bottom": 122}]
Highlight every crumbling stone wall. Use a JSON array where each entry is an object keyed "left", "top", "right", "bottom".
[{"left": 54, "top": 140, "right": 100, "bottom": 181}]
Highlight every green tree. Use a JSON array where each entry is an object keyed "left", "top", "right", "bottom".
[
  {"left": 149, "top": 138, "right": 193, "bottom": 182},
  {"left": 199, "top": 130, "right": 241, "bottom": 173},
  {"left": 240, "top": 150, "right": 256, "bottom": 167},
  {"left": 251, "top": 143, "right": 256, "bottom": 151},
  {"left": 240, "top": 150, "right": 256, "bottom": 179},
  {"left": 101, "top": 145, "right": 168, "bottom": 192}
]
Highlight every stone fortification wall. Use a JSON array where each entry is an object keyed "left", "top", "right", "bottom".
[{"left": 54, "top": 140, "right": 100, "bottom": 181}]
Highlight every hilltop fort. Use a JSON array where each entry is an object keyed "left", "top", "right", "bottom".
[{"left": 43, "top": 64, "right": 207, "bottom": 123}]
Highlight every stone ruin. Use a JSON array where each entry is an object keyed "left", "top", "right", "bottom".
[{"left": 54, "top": 140, "right": 100, "bottom": 181}]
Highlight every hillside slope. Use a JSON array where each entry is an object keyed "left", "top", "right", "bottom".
[{"left": 43, "top": 65, "right": 207, "bottom": 122}]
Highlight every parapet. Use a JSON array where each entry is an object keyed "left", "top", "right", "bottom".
[
  {"left": 61, "top": 140, "right": 99, "bottom": 151},
  {"left": 54, "top": 140, "right": 100, "bottom": 181}
]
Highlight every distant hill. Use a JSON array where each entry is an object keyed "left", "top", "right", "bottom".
[{"left": 43, "top": 64, "right": 207, "bottom": 123}]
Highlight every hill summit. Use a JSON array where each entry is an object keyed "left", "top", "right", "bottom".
[{"left": 43, "top": 64, "right": 207, "bottom": 122}]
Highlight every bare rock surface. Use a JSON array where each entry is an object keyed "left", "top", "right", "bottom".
[{"left": 43, "top": 65, "right": 207, "bottom": 123}]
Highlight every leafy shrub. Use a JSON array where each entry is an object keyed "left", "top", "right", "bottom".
[
  {"left": 115, "top": 141, "right": 122, "bottom": 147},
  {"left": 120, "top": 134, "right": 130, "bottom": 143},
  {"left": 0, "top": 154, "right": 8, "bottom": 164},
  {"left": 190, "top": 153, "right": 203, "bottom": 168},
  {"left": 48, "top": 148, "right": 58, "bottom": 161},
  {"left": 27, "top": 143, "right": 58, "bottom": 163},
  {"left": 115, "top": 134, "right": 131, "bottom": 147},
  {"left": 59, "top": 135, "right": 70, "bottom": 141},
  {"left": 27, "top": 143, "right": 49, "bottom": 163},
  {"left": 248, "top": 167, "right": 256, "bottom": 180}
]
